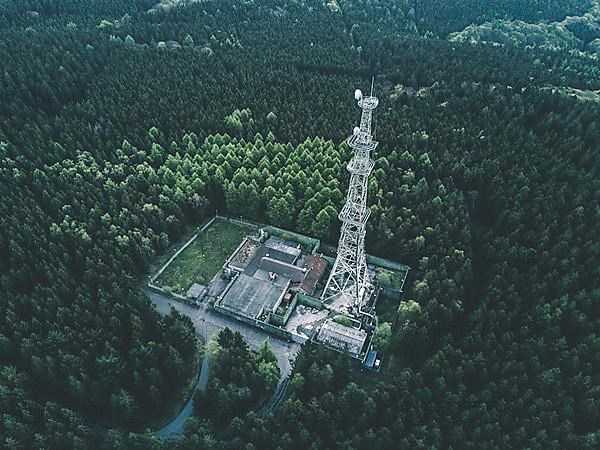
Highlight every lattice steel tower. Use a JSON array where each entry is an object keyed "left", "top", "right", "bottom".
[{"left": 322, "top": 87, "right": 378, "bottom": 311}]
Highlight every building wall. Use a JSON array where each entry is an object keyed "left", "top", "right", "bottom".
[{"left": 214, "top": 302, "right": 307, "bottom": 344}]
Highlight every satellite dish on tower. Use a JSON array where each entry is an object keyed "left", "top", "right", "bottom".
[
  {"left": 354, "top": 89, "right": 363, "bottom": 101},
  {"left": 353, "top": 126, "right": 360, "bottom": 135}
]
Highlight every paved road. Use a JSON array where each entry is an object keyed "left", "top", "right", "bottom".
[
  {"left": 149, "top": 291, "right": 301, "bottom": 378},
  {"left": 156, "top": 354, "right": 211, "bottom": 439},
  {"left": 90, "top": 291, "right": 299, "bottom": 440},
  {"left": 149, "top": 290, "right": 301, "bottom": 439},
  {"left": 257, "top": 377, "right": 290, "bottom": 417}
]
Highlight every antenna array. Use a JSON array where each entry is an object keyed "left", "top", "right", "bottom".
[{"left": 321, "top": 87, "right": 379, "bottom": 312}]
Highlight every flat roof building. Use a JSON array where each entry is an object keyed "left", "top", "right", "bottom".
[
  {"left": 220, "top": 273, "right": 288, "bottom": 319},
  {"left": 264, "top": 236, "right": 302, "bottom": 260},
  {"left": 186, "top": 283, "right": 206, "bottom": 300},
  {"left": 258, "top": 257, "right": 306, "bottom": 283},
  {"left": 299, "top": 254, "right": 328, "bottom": 295},
  {"left": 215, "top": 228, "right": 379, "bottom": 359},
  {"left": 228, "top": 238, "right": 261, "bottom": 272},
  {"left": 243, "top": 245, "right": 298, "bottom": 277},
  {"left": 316, "top": 319, "right": 368, "bottom": 356}
]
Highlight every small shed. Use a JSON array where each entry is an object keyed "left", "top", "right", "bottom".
[
  {"left": 316, "top": 319, "right": 368, "bottom": 356},
  {"left": 186, "top": 283, "right": 206, "bottom": 300}
]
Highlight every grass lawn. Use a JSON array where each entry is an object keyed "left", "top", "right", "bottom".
[{"left": 156, "top": 219, "right": 253, "bottom": 295}]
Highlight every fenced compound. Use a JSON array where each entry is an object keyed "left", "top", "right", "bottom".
[
  {"left": 213, "top": 301, "right": 307, "bottom": 344},
  {"left": 263, "top": 225, "right": 320, "bottom": 254},
  {"left": 216, "top": 215, "right": 260, "bottom": 232},
  {"left": 147, "top": 214, "right": 411, "bottom": 348},
  {"left": 216, "top": 214, "right": 321, "bottom": 254},
  {"left": 149, "top": 216, "right": 254, "bottom": 298},
  {"left": 150, "top": 216, "right": 217, "bottom": 285},
  {"left": 367, "top": 254, "right": 410, "bottom": 273}
]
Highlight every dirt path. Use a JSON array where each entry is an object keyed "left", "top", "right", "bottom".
[{"left": 257, "top": 377, "right": 290, "bottom": 417}]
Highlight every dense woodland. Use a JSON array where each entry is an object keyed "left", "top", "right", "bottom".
[
  {"left": 192, "top": 330, "right": 280, "bottom": 428},
  {"left": 0, "top": 0, "right": 598, "bottom": 449},
  {"left": 413, "top": 0, "right": 595, "bottom": 36}
]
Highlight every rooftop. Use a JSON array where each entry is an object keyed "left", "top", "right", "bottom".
[
  {"left": 228, "top": 238, "right": 261, "bottom": 271},
  {"left": 220, "top": 274, "right": 287, "bottom": 319},
  {"left": 364, "top": 350, "right": 377, "bottom": 368},
  {"left": 316, "top": 319, "right": 368, "bottom": 356},
  {"left": 186, "top": 283, "right": 206, "bottom": 299},
  {"left": 242, "top": 244, "right": 299, "bottom": 277},
  {"left": 285, "top": 303, "right": 329, "bottom": 339},
  {"left": 264, "top": 236, "right": 302, "bottom": 259},
  {"left": 299, "top": 254, "right": 328, "bottom": 295},
  {"left": 258, "top": 256, "right": 306, "bottom": 283}
]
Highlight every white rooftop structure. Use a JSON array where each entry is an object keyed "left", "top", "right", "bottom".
[
  {"left": 316, "top": 319, "right": 368, "bottom": 356},
  {"left": 186, "top": 283, "right": 206, "bottom": 300}
]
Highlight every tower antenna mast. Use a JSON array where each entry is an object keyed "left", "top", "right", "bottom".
[{"left": 321, "top": 86, "right": 379, "bottom": 312}]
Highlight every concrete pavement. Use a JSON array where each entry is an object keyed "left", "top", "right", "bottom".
[
  {"left": 148, "top": 290, "right": 301, "bottom": 378},
  {"left": 149, "top": 290, "right": 301, "bottom": 439}
]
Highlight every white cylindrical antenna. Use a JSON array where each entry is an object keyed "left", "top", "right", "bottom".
[{"left": 354, "top": 89, "right": 363, "bottom": 101}]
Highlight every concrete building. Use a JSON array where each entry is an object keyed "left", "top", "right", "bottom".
[
  {"left": 220, "top": 273, "right": 288, "bottom": 319},
  {"left": 316, "top": 319, "right": 368, "bottom": 355},
  {"left": 216, "top": 233, "right": 329, "bottom": 339}
]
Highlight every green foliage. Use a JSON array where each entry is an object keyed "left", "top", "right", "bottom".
[
  {"left": 156, "top": 220, "right": 251, "bottom": 293},
  {"left": 333, "top": 314, "right": 353, "bottom": 326},
  {"left": 267, "top": 195, "right": 294, "bottom": 229},
  {"left": 375, "top": 267, "right": 407, "bottom": 290},
  {"left": 193, "top": 329, "right": 280, "bottom": 427},
  {"left": 0, "top": 0, "right": 598, "bottom": 448},
  {"left": 257, "top": 339, "right": 277, "bottom": 365},
  {"left": 183, "top": 34, "right": 194, "bottom": 47},
  {"left": 224, "top": 108, "right": 254, "bottom": 136},
  {"left": 110, "top": 388, "right": 138, "bottom": 425},
  {"left": 0, "top": 366, "right": 92, "bottom": 449},
  {"left": 372, "top": 322, "right": 392, "bottom": 351},
  {"left": 413, "top": 0, "right": 595, "bottom": 36},
  {"left": 310, "top": 205, "right": 337, "bottom": 240}
]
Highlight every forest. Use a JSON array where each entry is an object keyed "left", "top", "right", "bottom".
[
  {"left": 0, "top": 0, "right": 598, "bottom": 449},
  {"left": 192, "top": 330, "right": 280, "bottom": 427}
]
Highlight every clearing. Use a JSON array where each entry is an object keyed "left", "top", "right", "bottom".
[{"left": 155, "top": 219, "right": 254, "bottom": 295}]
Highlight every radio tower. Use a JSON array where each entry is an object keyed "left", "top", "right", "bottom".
[{"left": 322, "top": 84, "right": 378, "bottom": 312}]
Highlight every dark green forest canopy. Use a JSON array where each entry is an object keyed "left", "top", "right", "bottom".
[
  {"left": 0, "top": 1, "right": 599, "bottom": 449},
  {"left": 413, "top": 0, "right": 596, "bottom": 36}
]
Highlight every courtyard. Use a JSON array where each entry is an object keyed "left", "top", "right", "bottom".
[{"left": 154, "top": 218, "right": 255, "bottom": 296}]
